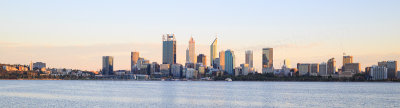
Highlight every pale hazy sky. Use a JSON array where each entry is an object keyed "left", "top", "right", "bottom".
[{"left": 1, "top": 0, "right": 399, "bottom": 71}]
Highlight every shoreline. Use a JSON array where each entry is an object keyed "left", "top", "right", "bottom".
[{"left": 1, "top": 79, "right": 399, "bottom": 83}]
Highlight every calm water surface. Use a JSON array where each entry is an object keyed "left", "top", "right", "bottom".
[{"left": 0, "top": 80, "right": 399, "bottom": 108}]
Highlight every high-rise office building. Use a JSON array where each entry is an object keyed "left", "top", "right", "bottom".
[
  {"left": 343, "top": 63, "right": 361, "bottom": 74},
  {"left": 370, "top": 65, "right": 388, "bottom": 80},
  {"left": 131, "top": 52, "right": 139, "bottom": 74},
  {"left": 187, "top": 37, "right": 196, "bottom": 63},
  {"left": 327, "top": 58, "right": 336, "bottom": 75},
  {"left": 310, "top": 63, "right": 319, "bottom": 76},
  {"left": 162, "top": 34, "right": 177, "bottom": 64},
  {"left": 210, "top": 38, "right": 218, "bottom": 67},
  {"left": 319, "top": 63, "right": 328, "bottom": 76},
  {"left": 297, "top": 63, "right": 319, "bottom": 76},
  {"left": 102, "top": 56, "right": 114, "bottom": 76},
  {"left": 343, "top": 56, "right": 353, "bottom": 66},
  {"left": 297, "top": 63, "right": 310, "bottom": 76},
  {"left": 225, "top": 49, "right": 235, "bottom": 75},
  {"left": 219, "top": 51, "right": 225, "bottom": 71},
  {"left": 197, "top": 54, "right": 207, "bottom": 66},
  {"left": 262, "top": 48, "right": 273, "bottom": 73},
  {"left": 245, "top": 50, "right": 253, "bottom": 68},
  {"left": 378, "top": 61, "right": 398, "bottom": 79}
]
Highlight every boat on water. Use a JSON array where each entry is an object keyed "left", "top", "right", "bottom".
[{"left": 225, "top": 78, "right": 232, "bottom": 82}]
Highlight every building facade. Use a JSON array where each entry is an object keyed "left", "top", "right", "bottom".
[
  {"left": 210, "top": 38, "right": 218, "bottom": 68},
  {"left": 197, "top": 54, "right": 207, "bottom": 66},
  {"left": 378, "top": 61, "right": 397, "bottom": 79},
  {"left": 327, "top": 58, "right": 336, "bottom": 75},
  {"left": 33, "top": 62, "right": 46, "bottom": 70},
  {"left": 319, "top": 63, "right": 328, "bottom": 76},
  {"left": 225, "top": 50, "right": 235, "bottom": 75},
  {"left": 245, "top": 50, "right": 253, "bottom": 68},
  {"left": 262, "top": 48, "right": 273, "bottom": 74},
  {"left": 131, "top": 52, "right": 139, "bottom": 74},
  {"left": 370, "top": 66, "right": 388, "bottom": 80},
  {"left": 343, "top": 63, "right": 361, "bottom": 74},
  {"left": 187, "top": 37, "right": 196, "bottom": 63},
  {"left": 343, "top": 56, "right": 353, "bottom": 66},
  {"left": 102, "top": 56, "right": 114, "bottom": 76},
  {"left": 162, "top": 34, "right": 177, "bottom": 64},
  {"left": 219, "top": 51, "right": 225, "bottom": 71}
]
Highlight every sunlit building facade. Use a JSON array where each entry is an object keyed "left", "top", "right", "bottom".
[
  {"left": 219, "top": 51, "right": 225, "bottom": 71},
  {"left": 131, "top": 52, "right": 139, "bottom": 74},
  {"left": 343, "top": 56, "right": 353, "bottom": 66},
  {"left": 262, "top": 48, "right": 273, "bottom": 74},
  {"left": 327, "top": 58, "right": 336, "bottom": 75},
  {"left": 210, "top": 38, "right": 218, "bottom": 68}
]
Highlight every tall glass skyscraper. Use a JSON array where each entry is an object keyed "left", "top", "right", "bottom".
[
  {"left": 131, "top": 52, "right": 139, "bottom": 74},
  {"left": 225, "top": 49, "right": 235, "bottom": 75},
  {"left": 327, "top": 58, "right": 336, "bottom": 75},
  {"left": 162, "top": 34, "right": 176, "bottom": 64},
  {"left": 210, "top": 38, "right": 218, "bottom": 67},
  {"left": 262, "top": 48, "right": 273, "bottom": 73},
  {"left": 102, "top": 56, "right": 114, "bottom": 76},
  {"left": 245, "top": 50, "right": 253, "bottom": 68}
]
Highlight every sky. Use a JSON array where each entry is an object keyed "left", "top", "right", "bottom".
[{"left": 0, "top": 0, "right": 400, "bottom": 71}]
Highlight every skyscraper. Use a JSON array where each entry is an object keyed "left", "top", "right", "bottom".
[
  {"left": 102, "top": 56, "right": 114, "bottom": 76},
  {"left": 186, "top": 48, "right": 190, "bottom": 63},
  {"left": 370, "top": 65, "right": 388, "bottom": 80},
  {"left": 187, "top": 37, "right": 196, "bottom": 63},
  {"left": 343, "top": 56, "right": 353, "bottom": 66},
  {"left": 162, "top": 34, "right": 177, "bottom": 64},
  {"left": 225, "top": 49, "right": 235, "bottom": 75},
  {"left": 219, "top": 51, "right": 225, "bottom": 70},
  {"left": 245, "top": 50, "right": 253, "bottom": 68},
  {"left": 319, "top": 63, "right": 328, "bottom": 76},
  {"left": 131, "top": 52, "right": 139, "bottom": 74},
  {"left": 343, "top": 63, "right": 361, "bottom": 74},
  {"left": 210, "top": 38, "right": 218, "bottom": 67},
  {"left": 197, "top": 54, "right": 207, "bottom": 66},
  {"left": 327, "top": 58, "right": 336, "bottom": 75},
  {"left": 262, "top": 48, "right": 273, "bottom": 73},
  {"left": 378, "top": 61, "right": 397, "bottom": 79}
]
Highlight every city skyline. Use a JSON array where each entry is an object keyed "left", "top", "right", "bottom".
[{"left": 1, "top": 0, "right": 400, "bottom": 71}]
